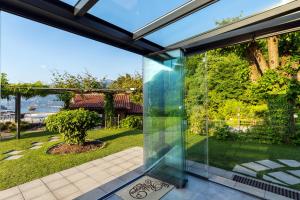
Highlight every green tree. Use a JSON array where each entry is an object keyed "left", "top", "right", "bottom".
[
  {"left": 51, "top": 71, "right": 106, "bottom": 108},
  {"left": 110, "top": 73, "right": 143, "bottom": 104}
]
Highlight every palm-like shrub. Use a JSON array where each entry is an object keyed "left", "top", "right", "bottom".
[{"left": 45, "top": 109, "right": 100, "bottom": 145}]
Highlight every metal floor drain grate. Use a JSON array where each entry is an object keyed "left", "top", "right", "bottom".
[{"left": 233, "top": 175, "right": 300, "bottom": 200}]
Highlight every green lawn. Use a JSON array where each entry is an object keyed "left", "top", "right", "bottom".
[
  {"left": 0, "top": 128, "right": 143, "bottom": 190},
  {"left": 187, "top": 133, "right": 300, "bottom": 190},
  {"left": 3, "top": 128, "right": 300, "bottom": 191}
]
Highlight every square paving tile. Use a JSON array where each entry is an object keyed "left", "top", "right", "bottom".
[
  {"left": 31, "top": 192, "right": 56, "bottom": 200},
  {"left": 83, "top": 166, "right": 100, "bottom": 176},
  {"left": 233, "top": 165, "right": 257, "bottom": 177},
  {"left": 4, "top": 155, "right": 23, "bottom": 160},
  {"left": 241, "top": 162, "right": 269, "bottom": 171},
  {"left": 4, "top": 193, "right": 24, "bottom": 200},
  {"left": 106, "top": 166, "right": 124, "bottom": 175},
  {"left": 22, "top": 185, "right": 50, "bottom": 200},
  {"left": 74, "top": 177, "right": 99, "bottom": 193},
  {"left": 19, "top": 179, "right": 44, "bottom": 192},
  {"left": 41, "top": 173, "right": 64, "bottom": 183},
  {"left": 52, "top": 184, "right": 79, "bottom": 199},
  {"left": 60, "top": 167, "right": 80, "bottom": 177},
  {"left": 118, "top": 162, "right": 135, "bottom": 170},
  {"left": 0, "top": 186, "right": 21, "bottom": 200},
  {"left": 66, "top": 172, "right": 87, "bottom": 182},
  {"left": 278, "top": 159, "right": 300, "bottom": 167},
  {"left": 61, "top": 191, "right": 82, "bottom": 200},
  {"left": 268, "top": 172, "right": 300, "bottom": 185},
  {"left": 5, "top": 150, "right": 24, "bottom": 155},
  {"left": 76, "top": 163, "right": 95, "bottom": 171},
  {"left": 234, "top": 182, "right": 265, "bottom": 198},
  {"left": 45, "top": 178, "right": 70, "bottom": 191},
  {"left": 256, "top": 160, "right": 284, "bottom": 169},
  {"left": 89, "top": 171, "right": 112, "bottom": 183},
  {"left": 263, "top": 175, "right": 286, "bottom": 185},
  {"left": 29, "top": 146, "right": 42, "bottom": 150},
  {"left": 288, "top": 170, "right": 300, "bottom": 178}
]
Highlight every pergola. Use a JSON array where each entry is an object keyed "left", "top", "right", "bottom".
[
  {"left": 9, "top": 87, "right": 135, "bottom": 139},
  {"left": 1, "top": 0, "right": 299, "bottom": 56},
  {"left": 0, "top": 0, "right": 300, "bottom": 195}
]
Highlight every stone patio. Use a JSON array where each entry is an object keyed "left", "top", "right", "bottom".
[{"left": 0, "top": 147, "right": 144, "bottom": 200}]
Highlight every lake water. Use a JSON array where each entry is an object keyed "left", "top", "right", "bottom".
[{"left": 1, "top": 95, "right": 64, "bottom": 114}]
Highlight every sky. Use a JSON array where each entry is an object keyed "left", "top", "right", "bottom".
[
  {"left": 0, "top": 12, "right": 143, "bottom": 83},
  {"left": 0, "top": 0, "right": 289, "bottom": 83}
]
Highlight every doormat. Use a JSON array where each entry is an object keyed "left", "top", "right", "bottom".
[{"left": 116, "top": 176, "right": 174, "bottom": 200}]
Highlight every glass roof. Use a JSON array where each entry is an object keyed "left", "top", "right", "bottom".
[
  {"left": 60, "top": 0, "right": 78, "bottom": 6},
  {"left": 145, "top": 0, "right": 292, "bottom": 46},
  {"left": 89, "top": 0, "right": 189, "bottom": 32},
  {"left": 61, "top": 0, "right": 295, "bottom": 48}
]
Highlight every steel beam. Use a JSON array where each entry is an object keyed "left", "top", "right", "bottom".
[
  {"left": 167, "top": 0, "right": 300, "bottom": 51},
  {"left": 133, "top": 0, "right": 217, "bottom": 40},
  {"left": 0, "top": 0, "right": 163, "bottom": 55},
  {"left": 184, "top": 11, "right": 300, "bottom": 55},
  {"left": 74, "top": 0, "right": 98, "bottom": 16}
]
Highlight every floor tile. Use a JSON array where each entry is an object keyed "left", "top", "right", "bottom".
[
  {"left": 74, "top": 177, "right": 99, "bottom": 193},
  {"left": 263, "top": 175, "right": 287, "bottom": 185},
  {"left": 45, "top": 178, "right": 70, "bottom": 191},
  {"left": 19, "top": 179, "right": 44, "bottom": 192},
  {"left": 22, "top": 185, "right": 50, "bottom": 200},
  {"left": 41, "top": 173, "right": 64, "bottom": 184},
  {"left": 256, "top": 160, "right": 284, "bottom": 169},
  {"left": 278, "top": 159, "right": 300, "bottom": 167},
  {"left": 52, "top": 184, "right": 79, "bottom": 199},
  {"left": 59, "top": 167, "right": 80, "bottom": 177},
  {"left": 3, "top": 193, "right": 24, "bottom": 200},
  {"left": 31, "top": 192, "right": 56, "bottom": 200},
  {"left": 268, "top": 172, "right": 300, "bottom": 185},
  {"left": 288, "top": 170, "right": 300, "bottom": 178},
  {"left": 0, "top": 186, "right": 21, "bottom": 200},
  {"left": 66, "top": 172, "right": 87, "bottom": 182},
  {"left": 241, "top": 162, "right": 270, "bottom": 171},
  {"left": 232, "top": 165, "right": 257, "bottom": 177}
]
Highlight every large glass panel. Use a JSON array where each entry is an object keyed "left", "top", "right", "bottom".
[
  {"left": 89, "top": 0, "right": 188, "bottom": 32},
  {"left": 185, "top": 30, "right": 300, "bottom": 196},
  {"left": 185, "top": 53, "right": 209, "bottom": 178},
  {"left": 146, "top": 0, "right": 295, "bottom": 46},
  {"left": 143, "top": 49, "right": 187, "bottom": 188}
]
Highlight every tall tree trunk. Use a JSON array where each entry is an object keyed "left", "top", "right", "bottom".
[
  {"left": 267, "top": 36, "right": 279, "bottom": 69},
  {"left": 250, "top": 64, "right": 261, "bottom": 82},
  {"left": 248, "top": 42, "right": 269, "bottom": 74}
]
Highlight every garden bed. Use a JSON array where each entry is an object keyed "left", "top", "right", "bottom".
[{"left": 47, "top": 140, "right": 105, "bottom": 154}]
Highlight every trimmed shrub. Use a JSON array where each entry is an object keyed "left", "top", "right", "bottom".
[
  {"left": 45, "top": 109, "right": 100, "bottom": 145},
  {"left": 120, "top": 116, "right": 142, "bottom": 129},
  {"left": 0, "top": 121, "right": 33, "bottom": 132},
  {"left": 214, "top": 124, "right": 237, "bottom": 141}
]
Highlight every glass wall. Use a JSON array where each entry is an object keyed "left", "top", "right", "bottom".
[
  {"left": 143, "top": 49, "right": 187, "bottom": 188},
  {"left": 185, "top": 30, "right": 300, "bottom": 194},
  {"left": 0, "top": 11, "right": 144, "bottom": 193}
]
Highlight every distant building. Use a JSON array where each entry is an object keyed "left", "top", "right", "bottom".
[{"left": 69, "top": 93, "right": 142, "bottom": 120}]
